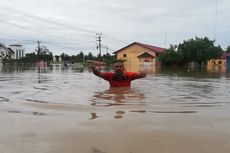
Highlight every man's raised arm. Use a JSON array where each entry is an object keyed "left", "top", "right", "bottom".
[
  {"left": 91, "top": 65, "right": 104, "bottom": 78},
  {"left": 131, "top": 71, "right": 146, "bottom": 80}
]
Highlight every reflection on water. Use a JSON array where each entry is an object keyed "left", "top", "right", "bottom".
[
  {"left": 90, "top": 112, "right": 98, "bottom": 120},
  {"left": 89, "top": 88, "right": 145, "bottom": 119},
  {"left": 8, "top": 110, "right": 47, "bottom": 116},
  {"left": 0, "top": 64, "right": 230, "bottom": 120},
  {"left": 114, "top": 110, "right": 126, "bottom": 119},
  {"left": 1, "top": 64, "right": 230, "bottom": 153},
  {"left": 148, "top": 110, "right": 198, "bottom": 113},
  {"left": 91, "top": 87, "right": 145, "bottom": 107},
  {"left": 0, "top": 96, "right": 10, "bottom": 103}
]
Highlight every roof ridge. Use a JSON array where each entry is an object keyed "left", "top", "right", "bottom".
[
  {"left": 113, "top": 42, "right": 166, "bottom": 54},
  {"left": 135, "top": 42, "right": 165, "bottom": 49}
]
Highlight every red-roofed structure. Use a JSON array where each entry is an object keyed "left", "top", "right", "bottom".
[
  {"left": 223, "top": 52, "right": 230, "bottom": 57},
  {"left": 113, "top": 42, "right": 166, "bottom": 73},
  {"left": 113, "top": 42, "right": 165, "bottom": 54}
]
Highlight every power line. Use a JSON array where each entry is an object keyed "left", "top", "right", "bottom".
[
  {"left": 0, "top": 3, "right": 132, "bottom": 54},
  {"left": 103, "top": 33, "right": 129, "bottom": 45},
  {"left": 0, "top": 19, "right": 95, "bottom": 43},
  {"left": 0, "top": 3, "right": 97, "bottom": 35},
  {"left": 0, "top": 3, "right": 130, "bottom": 47},
  {"left": 0, "top": 37, "right": 95, "bottom": 45},
  {"left": 101, "top": 44, "right": 115, "bottom": 52}
]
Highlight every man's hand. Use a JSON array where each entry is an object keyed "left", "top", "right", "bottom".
[
  {"left": 89, "top": 64, "right": 103, "bottom": 78},
  {"left": 89, "top": 64, "right": 96, "bottom": 71}
]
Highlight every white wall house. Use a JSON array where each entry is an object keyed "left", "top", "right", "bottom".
[
  {"left": 8, "top": 44, "right": 25, "bottom": 59},
  {"left": 0, "top": 43, "right": 13, "bottom": 61}
]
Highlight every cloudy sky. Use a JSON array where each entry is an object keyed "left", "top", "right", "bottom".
[{"left": 0, "top": 0, "right": 229, "bottom": 55}]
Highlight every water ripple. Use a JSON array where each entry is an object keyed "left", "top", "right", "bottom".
[{"left": 0, "top": 96, "right": 10, "bottom": 103}]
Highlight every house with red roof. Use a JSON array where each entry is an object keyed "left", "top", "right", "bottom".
[{"left": 113, "top": 42, "right": 166, "bottom": 73}]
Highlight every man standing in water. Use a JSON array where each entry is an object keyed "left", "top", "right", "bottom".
[{"left": 91, "top": 60, "right": 146, "bottom": 87}]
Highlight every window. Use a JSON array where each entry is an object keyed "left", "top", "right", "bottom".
[
  {"left": 144, "top": 58, "right": 150, "bottom": 62},
  {"left": 123, "top": 54, "right": 127, "bottom": 58}
]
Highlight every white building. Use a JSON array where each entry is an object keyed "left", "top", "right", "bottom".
[
  {"left": 8, "top": 44, "right": 25, "bottom": 59},
  {"left": 0, "top": 43, "right": 13, "bottom": 60}
]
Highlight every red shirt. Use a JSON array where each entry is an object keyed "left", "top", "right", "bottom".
[{"left": 101, "top": 72, "right": 139, "bottom": 87}]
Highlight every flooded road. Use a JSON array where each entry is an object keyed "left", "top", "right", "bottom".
[{"left": 0, "top": 64, "right": 230, "bottom": 153}]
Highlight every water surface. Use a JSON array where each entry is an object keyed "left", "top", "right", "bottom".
[{"left": 0, "top": 64, "right": 230, "bottom": 153}]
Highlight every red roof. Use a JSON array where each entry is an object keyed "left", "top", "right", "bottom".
[
  {"left": 113, "top": 42, "right": 166, "bottom": 54},
  {"left": 223, "top": 52, "right": 230, "bottom": 57}
]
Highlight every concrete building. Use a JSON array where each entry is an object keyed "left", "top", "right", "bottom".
[
  {"left": 113, "top": 42, "right": 166, "bottom": 73},
  {"left": 8, "top": 44, "right": 25, "bottom": 59},
  {"left": 224, "top": 53, "right": 230, "bottom": 68},
  {"left": 207, "top": 53, "right": 230, "bottom": 72},
  {"left": 0, "top": 43, "right": 13, "bottom": 60}
]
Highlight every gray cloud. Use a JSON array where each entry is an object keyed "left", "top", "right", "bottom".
[{"left": 0, "top": 0, "right": 229, "bottom": 55}]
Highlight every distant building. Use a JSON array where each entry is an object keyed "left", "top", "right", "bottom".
[
  {"left": 225, "top": 53, "right": 230, "bottom": 68},
  {"left": 113, "top": 42, "right": 166, "bottom": 73},
  {"left": 0, "top": 43, "right": 13, "bottom": 60},
  {"left": 58, "top": 56, "right": 62, "bottom": 63},
  {"left": 53, "top": 56, "right": 56, "bottom": 63},
  {"left": 8, "top": 44, "right": 25, "bottom": 59},
  {"left": 207, "top": 52, "right": 230, "bottom": 72}
]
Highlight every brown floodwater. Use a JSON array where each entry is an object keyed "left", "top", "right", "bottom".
[{"left": 0, "top": 64, "right": 230, "bottom": 153}]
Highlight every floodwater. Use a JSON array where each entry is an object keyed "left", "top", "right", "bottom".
[{"left": 0, "top": 64, "right": 230, "bottom": 153}]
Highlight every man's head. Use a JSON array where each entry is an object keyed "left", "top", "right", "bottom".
[{"left": 113, "top": 61, "right": 125, "bottom": 74}]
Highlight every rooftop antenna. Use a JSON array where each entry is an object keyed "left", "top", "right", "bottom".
[{"left": 164, "top": 32, "right": 168, "bottom": 48}]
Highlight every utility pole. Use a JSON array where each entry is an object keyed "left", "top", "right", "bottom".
[
  {"left": 96, "top": 33, "right": 102, "bottom": 56},
  {"left": 164, "top": 32, "right": 167, "bottom": 48},
  {"left": 37, "top": 41, "right": 41, "bottom": 57},
  {"left": 105, "top": 46, "right": 108, "bottom": 63}
]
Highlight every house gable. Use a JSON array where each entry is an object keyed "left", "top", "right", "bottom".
[
  {"left": 137, "top": 52, "right": 155, "bottom": 58},
  {"left": 114, "top": 42, "right": 165, "bottom": 73},
  {"left": 0, "top": 43, "right": 12, "bottom": 57},
  {"left": 113, "top": 42, "right": 165, "bottom": 54}
]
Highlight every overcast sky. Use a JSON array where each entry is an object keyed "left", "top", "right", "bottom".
[{"left": 0, "top": 0, "right": 229, "bottom": 55}]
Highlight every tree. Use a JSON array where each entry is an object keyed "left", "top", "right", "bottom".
[
  {"left": 96, "top": 53, "right": 103, "bottom": 61},
  {"left": 103, "top": 52, "right": 115, "bottom": 65},
  {"left": 35, "top": 46, "right": 53, "bottom": 62},
  {"left": 54, "top": 55, "right": 60, "bottom": 62},
  {"left": 60, "top": 53, "right": 69, "bottom": 62},
  {"left": 178, "top": 37, "right": 222, "bottom": 68},
  {"left": 226, "top": 46, "right": 230, "bottom": 53},
  {"left": 84, "top": 52, "right": 94, "bottom": 61},
  {"left": 22, "top": 53, "right": 37, "bottom": 63},
  {"left": 78, "top": 51, "right": 84, "bottom": 62},
  {"left": 158, "top": 45, "right": 183, "bottom": 66},
  {"left": 41, "top": 51, "right": 53, "bottom": 62}
]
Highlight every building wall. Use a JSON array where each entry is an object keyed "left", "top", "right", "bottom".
[
  {"left": 0, "top": 46, "right": 10, "bottom": 59},
  {"left": 116, "top": 44, "right": 157, "bottom": 73},
  {"left": 227, "top": 57, "right": 230, "bottom": 68},
  {"left": 9, "top": 45, "right": 25, "bottom": 59},
  {"left": 0, "top": 48, "right": 7, "bottom": 57},
  {"left": 207, "top": 59, "right": 226, "bottom": 72}
]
